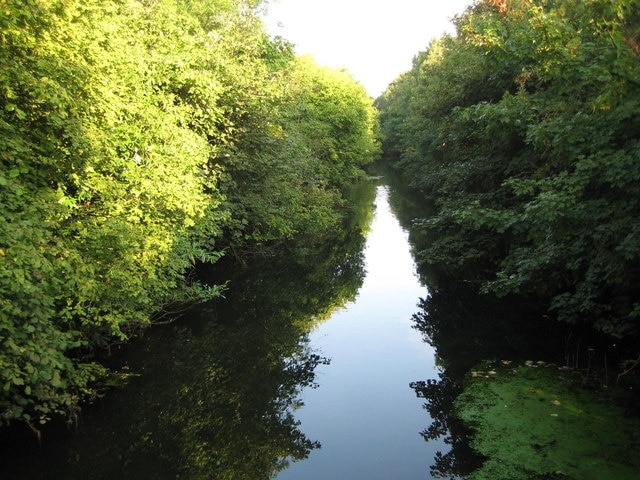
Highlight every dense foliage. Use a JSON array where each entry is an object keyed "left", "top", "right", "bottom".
[
  {"left": 1, "top": 0, "right": 379, "bottom": 426},
  {"left": 378, "top": 0, "right": 640, "bottom": 342}
]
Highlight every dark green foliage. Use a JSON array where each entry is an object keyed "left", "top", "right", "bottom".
[{"left": 378, "top": 0, "right": 640, "bottom": 340}]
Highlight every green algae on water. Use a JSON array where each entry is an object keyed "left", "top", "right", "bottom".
[{"left": 454, "top": 361, "right": 640, "bottom": 480}]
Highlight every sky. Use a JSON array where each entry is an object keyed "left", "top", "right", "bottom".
[{"left": 262, "top": 0, "right": 474, "bottom": 97}]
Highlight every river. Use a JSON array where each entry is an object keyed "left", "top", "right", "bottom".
[
  {"left": 276, "top": 185, "right": 443, "bottom": 479},
  {"left": 3, "top": 176, "right": 638, "bottom": 479},
  {"left": 0, "top": 180, "right": 453, "bottom": 479}
]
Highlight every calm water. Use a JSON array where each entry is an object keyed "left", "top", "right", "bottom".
[
  {"left": 277, "top": 185, "right": 442, "bottom": 479},
  {"left": 0, "top": 182, "right": 450, "bottom": 479},
  {"left": 4, "top": 177, "right": 632, "bottom": 480}
]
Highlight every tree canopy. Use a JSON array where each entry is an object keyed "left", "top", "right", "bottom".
[
  {"left": 1, "top": 0, "right": 380, "bottom": 426},
  {"left": 378, "top": 0, "right": 640, "bottom": 341}
]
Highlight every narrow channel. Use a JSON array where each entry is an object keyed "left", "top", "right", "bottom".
[
  {"left": 0, "top": 183, "right": 448, "bottom": 480},
  {"left": 277, "top": 185, "right": 444, "bottom": 479}
]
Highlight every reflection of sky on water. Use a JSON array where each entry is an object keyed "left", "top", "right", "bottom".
[
  {"left": 278, "top": 185, "right": 443, "bottom": 480},
  {"left": 363, "top": 186, "right": 422, "bottom": 294}
]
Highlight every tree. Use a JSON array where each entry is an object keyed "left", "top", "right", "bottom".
[
  {"left": 378, "top": 0, "right": 640, "bottom": 340},
  {"left": 215, "top": 53, "right": 380, "bottom": 252},
  {"left": 1, "top": 0, "right": 381, "bottom": 427}
]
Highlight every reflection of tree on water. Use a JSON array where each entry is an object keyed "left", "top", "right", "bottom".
[
  {"left": 128, "top": 315, "right": 327, "bottom": 480},
  {"left": 1, "top": 182, "right": 373, "bottom": 480},
  {"left": 384, "top": 170, "right": 638, "bottom": 479},
  {"left": 410, "top": 374, "right": 481, "bottom": 479},
  {"left": 409, "top": 279, "right": 566, "bottom": 478}
]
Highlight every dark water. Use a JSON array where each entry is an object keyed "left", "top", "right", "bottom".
[
  {"left": 0, "top": 180, "right": 452, "bottom": 479},
  {"left": 0, "top": 177, "right": 592, "bottom": 479}
]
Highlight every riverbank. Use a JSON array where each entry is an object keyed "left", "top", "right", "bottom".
[{"left": 382, "top": 163, "right": 640, "bottom": 479}]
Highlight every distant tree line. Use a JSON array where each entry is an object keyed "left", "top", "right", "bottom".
[
  {"left": 0, "top": 0, "right": 380, "bottom": 426},
  {"left": 378, "top": 0, "right": 639, "bottom": 344}
]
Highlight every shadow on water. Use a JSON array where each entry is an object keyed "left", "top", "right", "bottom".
[
  {"left": 0, "top": 182, "right": 376, "bottom": 480},
  {"left": 408, "top": 282, "right": 567, "bottom": 478},
  {"left": 380, "top": 162, "right": 640, "bottom": 479},
  {"left": 382, "top": 167, "right": 574, "bottom": 478}
]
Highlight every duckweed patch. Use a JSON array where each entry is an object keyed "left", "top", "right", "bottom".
[{"left": 455, "top": 361, "right": 640, "bottom": 480}]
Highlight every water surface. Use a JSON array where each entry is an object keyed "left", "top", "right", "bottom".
[
  {"left": 0, "top": 182, "right": 450, "bottom": 479},
  {"left": 278, "top": 185, "right": 443, "bottom": 479}
]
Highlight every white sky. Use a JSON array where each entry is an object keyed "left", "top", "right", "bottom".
[{"left": 262, "top": 0, "right": 474, "bottom": 97}]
